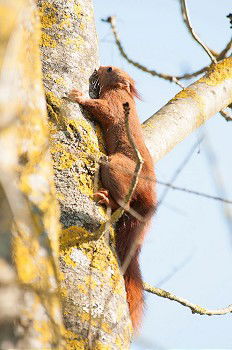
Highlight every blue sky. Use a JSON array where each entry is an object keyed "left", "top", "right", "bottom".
[{"left": 94, "top": 1, "right": 232, "bottom": 348}]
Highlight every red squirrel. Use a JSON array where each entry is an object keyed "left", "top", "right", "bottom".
[{"left": 68, "top": 66, "right": 156, "bottom": 331}]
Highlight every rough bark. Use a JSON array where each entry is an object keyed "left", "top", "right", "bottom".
[
  {"left": 143, "top": 58, "right": 232, "bottom": 162},
  {"left": 37, "top": 0, "right": 132, "bottom": 349},
  {"left": 0, "top": 0, "right": 63, "bottom": 348}
]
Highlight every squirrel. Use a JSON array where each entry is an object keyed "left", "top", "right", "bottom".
[{"left": 68, "top": 66, "right": 156, "bottom": 331}]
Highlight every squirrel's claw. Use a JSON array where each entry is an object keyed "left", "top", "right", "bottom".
[
  {"left": 93, "top": 189, "right": 118, "bottom": 210},
  {"left": 93, "top": 189, "right": 110, "bottom": 206},
  {"left": 67, "top": 89, "right": 84, "bottom": 102}
]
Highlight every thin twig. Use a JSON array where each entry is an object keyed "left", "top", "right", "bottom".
[
  {"left": 95, "top": 154, "right": 232, "bottom": 206},
  {"left": 102, "top": 16, "right": 207, "bottom": 84},
  {"left": 156, "top": 251, "right": 195, "bottom": 287},
  {"left": 102, "top": 16, "right": 208, "bottom": 83},
  {"left": 171, "top": 77, "right": 185, "bottom": 89},
  {"left": 180, "top": 0, "right": 217, "bottom": 63},
  {"left": 95, "top": 102, "right": 144, "bottom": 242},
  {"left": 158, "top": 137, "right": 203, "bottom": 208},
  {"left": 68, "top": 148, "right": 232, "bottom": 206},
  {"left": 202, "top": 132, "right": 232, "bottom": 240},
  {"left": 157, "top": 180, "right": 232, "bottom": 205},
  {"left": 103, "top": 13, "right": 231, "bottom": 84},
  {"left": 144, "top": 282, "right": 232, "bottom": 316},
  {"left": 217, "top": 38, "right": 232, "bottom": 60},
  {"left": 227, "top": 14, "right": 232, "bottom": 29},
  {"left": 91, "top": 103, "right": 145, "bottom": 333}
]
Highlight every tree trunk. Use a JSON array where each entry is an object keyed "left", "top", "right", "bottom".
[
  {"left": 38, "top": 0, "right": 133, "bottom": 348},
  {"left": 0, "top": 0, "right": 63, "bottom": 348}
]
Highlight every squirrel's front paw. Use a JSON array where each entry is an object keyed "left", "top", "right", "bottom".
[{"left": 68, "top": 89, "right": 84, "bottom": 103}]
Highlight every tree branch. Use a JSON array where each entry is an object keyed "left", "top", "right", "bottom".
[
  {"left": 180, "top": 0, "right": 217, "bottom": 63},
  {"left": 142, "top": 58, "right": 232, "bottom": 162},
  {"left": 217, "top": 39, "right": 232, "bottom": 60},
  {"left": 157, "top": 180, "right": 232, "bottom": 205},
  {"left": 144, "top": 282, "right": 232, "bottom": 316},
  {"left": 157, "top": 137, "right": 203, "bottom": 208},
  {"left": 220, "top": 108, "right": 232, "bottom": 122},
  {"left": 95, "top": 102, "right": 144, "bottom": 243},
  {"left": 71, "top": 150, "right": 232, "bottom": 206},
  {"left": 102, "top": 16, "right": 207, "bottom": 83}
]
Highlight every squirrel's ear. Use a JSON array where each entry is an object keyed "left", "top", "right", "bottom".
[
  {"left": 116, "top": 81, "right": 130, "bottom": 92},
  {"left": 117, "top": 81, "right": 141, "bottom": 99},
  {"left": 129, "top": 83, "right": 141, "bottom": 100}
]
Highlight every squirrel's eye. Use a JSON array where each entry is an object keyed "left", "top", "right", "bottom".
[{"left": 107, "top": 67, "right": 112, "bottom": 72}]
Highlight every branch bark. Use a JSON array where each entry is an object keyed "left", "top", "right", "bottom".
[
  {"left": 144, "top": 283, "right": 232, "bottom": 316},
  {"left": 143, "top": 58, "right": 232, "bottom": 162}
]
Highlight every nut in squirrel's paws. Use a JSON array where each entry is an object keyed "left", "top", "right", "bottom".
[{"left": 68, "top": 89, "right": 83, "bottom": 102}]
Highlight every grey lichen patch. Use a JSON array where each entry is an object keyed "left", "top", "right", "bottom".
[
  {"left": 1, "top": 0, "right": 65, "bottom": 348},
  {"left": 48, "top": 83, "right": 133, "bottom": 348},
  {"left": 38, "top": 0, "right": 133, "bottom": 346},
  {"left": 38, "top": 0, "right": 99, "bottom": 99},
  {"left": 49, "top": 114, "right": 105, "bottom": 230},
  {"left": 60, "top": 235, "right": 132, "bottom": 349}
]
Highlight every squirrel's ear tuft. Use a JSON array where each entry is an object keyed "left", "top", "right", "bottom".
[{"left": 130, "top": 83, "right": 141, "bottom": 100}]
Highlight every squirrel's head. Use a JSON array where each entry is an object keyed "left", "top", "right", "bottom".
[{"left": 97, "top": 66, "right": 140, "bottom": 99}]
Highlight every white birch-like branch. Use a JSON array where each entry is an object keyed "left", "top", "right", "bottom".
[{"left": 143, "top": 58, "right": 232, "bottom": 162}]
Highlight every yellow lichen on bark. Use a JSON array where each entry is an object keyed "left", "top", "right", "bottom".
[
  {"left": 0, "top": 0, "right": 64, "bottom": 348},
  {"left": 49, "top": 108, "right": 132, "bottom": 347},
  {"left": 200, "top": 57, "right": 232, "bottom": 86},
  {"left": 143, "top": 57, "right": 232, "bottom": 162},
  {"left": 171, "top": 87, "right": 207, "bottom": 127},
  {"left": 46, "top": 88, "right": 132, "bottom": 346},
  {"left": 37, "top": 0, "right": 133, "bottom": 347}
]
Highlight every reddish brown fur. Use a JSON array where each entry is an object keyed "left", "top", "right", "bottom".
[{"left": 69, "top": 66, "right": 156, "bottom": 331}]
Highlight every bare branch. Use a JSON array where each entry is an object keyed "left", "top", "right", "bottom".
[
  {"left": 157, "top": 180, "right": 232, "bottom": 205},
  {"left": 121, "top": 102, "right": 144, "bottom": 209},
  {"left": 220, "top": 108, "right": 232, "bottom": 122},
  {"left": 171, "top": 77, "right": 185, "bottom": 89},
  {"left": 95, "top": 102, "right": 144, "bottom": 241},
  {"left": 180, "top": 0, "right": 217, "bottom": 63},
  {"left": 156, "top": 251, "right": 195, "bottom": 287},
  {"left": 227, "top": 13, "right": 232, "bottom": 28},
  {"left": 217, "top": 39, "right": 232, "bottom": 60},
  {"left": 144, "top": 282, "right": 232, "bottom": 316},
  {"left": 71, "top": 150, "right": 232, "bottom": 206},
  {"left": 157, "top": 137, "right": 203, "bottom": 208},
  {"left": 103, "top": 13, "right": 231, "bottom": 86},
  {"left": 202, "top": 132, "right": 232, "bottom": 241},
  {"left": 97, "top": 154, "right": 232, "bottom": 206},
  {"left": 102, "top": 16, "right": 208, "bottom": 83},
  {"left": 143, "top": 58, "right": 232, "bottom": 162}
]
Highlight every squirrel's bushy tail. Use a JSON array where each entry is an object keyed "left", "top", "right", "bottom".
[
  {"left": 116, "top": 211, "right": 148, "bottom": 331},
  {"left": 124, "top": 254, "right": 144, "bottom": 331}
]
